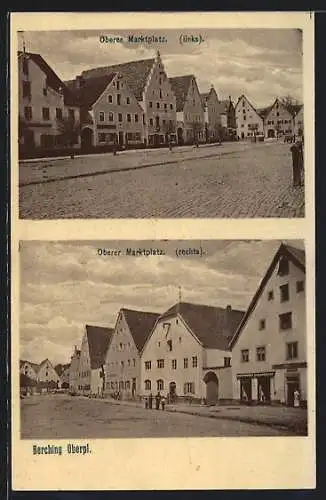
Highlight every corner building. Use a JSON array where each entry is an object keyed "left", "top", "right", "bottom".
[{"left": 230, "top": 244, "right": 307, "bottom": 407}]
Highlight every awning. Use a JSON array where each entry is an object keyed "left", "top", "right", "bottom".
[{"left": 236, "top": 371, "right": 275, "bottom": 380}]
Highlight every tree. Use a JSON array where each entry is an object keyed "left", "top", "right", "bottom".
[{"left": 56, "top": 116, "right": 81, "bottom": 149}]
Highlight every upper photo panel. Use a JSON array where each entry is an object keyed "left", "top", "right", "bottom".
[{"left": 18, "top": 29, "right": 305, "bottom": 219}]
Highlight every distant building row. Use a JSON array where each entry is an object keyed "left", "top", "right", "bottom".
[
  {"left": 46, "top": 243, "right": 306, "bottom": 408},
  {"left": 19, "top": 49, "right": 303, "bottom": 155}
]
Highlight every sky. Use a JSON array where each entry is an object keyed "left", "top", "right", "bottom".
[
  {"left": 19, "top": 239, "right": 304, "bottom": 365},
  {"left": 18, "top": 29, "right": 303, "bottom": 107}
]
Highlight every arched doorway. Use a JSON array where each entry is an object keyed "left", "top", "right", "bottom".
[
  {"left": 177, "top": 127, "right": 184, "bottom": 145},
  {"left": 81, "top": 127, "right": 93, "bottom": 149},
  {"left": 204, "top": 371, "right": 219, "bottom": 405},
  {"left": 267, "top": 129, "right": 275, "bottom": 138}
]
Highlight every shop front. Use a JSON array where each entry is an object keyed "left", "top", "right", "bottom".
[{"left": 237, "top": 371, "right": 275, "bottom": 405}]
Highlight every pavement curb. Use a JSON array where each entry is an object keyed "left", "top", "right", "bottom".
[{"left": 19, "top": 147, "right": 252, "bottom": 187}]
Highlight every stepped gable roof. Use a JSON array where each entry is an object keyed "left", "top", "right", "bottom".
[
  {"left": 20, "top": 359, "right": 40, "bottom": 373},
  {"left": 122, "top": 308, "right": 160, "bottom": 352},
  {"left": 169, "top": 75, "right": 194, "bottom": 112},
  {"left": 18, "top": 51, "right": 79, "bottom": 107},
  {"left": 86, "top": 325, "right": 114, "bottom": 369},
  {"left": 81, "top": 58, "right": 155, "bottom": 101},
  {"left": 69, "top": 74, "right": 116, "bottom": 108},
  {"left": 160, "top": 302, "right": 245, "bottom": 350},
  {"left": 229, "top": 243, "right": 305, "bottom": 349}
]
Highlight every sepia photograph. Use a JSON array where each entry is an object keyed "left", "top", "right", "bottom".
[
  {"left": 17, "top": 28, "right": 305, "bottom": 219},
  {"left": 19, "top": 239, "right": 308, "bottom": 439}
]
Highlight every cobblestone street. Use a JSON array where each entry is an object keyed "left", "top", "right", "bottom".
[
  {"left": 19, "top": 142, "right": 304, "bottom": 219},
  {"left": 21, "top": 394, "right": 298, "bottom": 439}
]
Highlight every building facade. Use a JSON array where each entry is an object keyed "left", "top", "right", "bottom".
[
  {"left": 201, "top": 86, "right": 222, "bottom": 143},
  {"left": 77, "top": 325, "right": 113, "bottom": 396},
  {"left": 73, "top": 51, "right": 177, "bottom": 147},
  {"left": 263, "top": 98, "right": 295, "bottom": 138},
  {"left": 104, "top": 308, "right": 160, "bottom": 399},
  {"left": 18, "top": 51, "right": 80, "bottom": 152},
  {"left": 140, "top": 302, "right": 244, "bottom": 404},
  {"left": 20, "top": 360, "right": 39, "bottom": 380},
  {"left": 229, "top": 244, "right": 306, "bottom": 407},
  {"left": 235, "top": 94, "right": 264, "bottom": 140},
  {"left": 170, "top": 75, "right": 205, "bottom": 145},
  {"left": 69, "top": 347, "right": 81, "bottom": 393},
  {"left": 216, "top": 98, "right": 237, "bottom": 140}
]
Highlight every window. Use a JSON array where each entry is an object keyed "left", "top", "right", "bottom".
[
  {"left": 243, "top": 115, "right": 246, "bottom": 121},
  {"left": 24, "top": 106, "right": 32, "bottom": 121},
  {"left": 68, "top": 109, "right": 75, "bottom": 122},
  {"left": 116, "top": 81, "right": 120, "bottom": 90},
  {"left": 108, "top": 112, "right": 114, "bottom": 122},
  {"left": 170, "top": 104, "right": 173, "bottom": 110},
  {"left": 23, "top": 81, "right": 31, "bottom": 98},
  {"left": 128, "top": 359, "right": 131, "bottom": 366},
  {"left": 241, "top": 349, "right": 249, "bottom": 362},
  {"left": 127, "top": 113, "right": 131, "bottom": 122},
  {"left": 224, "top": 357, "right": 231, "bottom": 367},
  {"left": 259, "top": 319, "right": 266, "bottom": 330},
  {"left": 280, "top": 283, "right": 290, "bottom": 302},
  {"left": 256, "top": 346, "right": 266, "bottom": 362},
  {"left": 184, "top": 358, "right": 188, "bottom": 369},
  {"left": 149, "top": 101, "right": 153, "bottom": 108},
  {"left": 145, "top": 361, "right": 151, "bottom": 370},
  {"left": 149, "top": 118, "right": 153, "bottom": 126},
  {"left": 157, "top": 359, "right": 164, "bottom": 369},
  {"left": 184, "top": 382, "right": 195, "bottom": 394},
  {"left": 157, "top": 102, "right": 160, "bottom": 109},
  {"left": 179, "top": 337, "right": 182, "bottom": 343},
  {"left": 99, "top": 111, "right": 105, "bottom": 122},
  {"left": 118, "top": 113, "right": 123, "bottom": 122},
  {"left": 126, "top": 97, "right": 130, "bottom": 104},
  {"left": 108, "top": 95, "right": 113, "bottom": 103},
  {"left": 279, "top": 312, "right": 292, "bottom": 330},
  {"left": 143, "top": 114, "right": 146, "bottom": 124},
  {"left": 167, "top": 339, "right": 172, "bottom": 351},
  {"left": 192, "top": 356, "right": 198, "bottom": 368},
  {"left": 145, "top": 380, "right": 151, "bottom": 390},
  {"left": 296, "top": 280, "right": 304, "bottom": 293},
  {"left": 135, "top": 114, "right": 138, "bottom": 122},
  {"left": 242, "top": 101, "right": 245, "bottom": 107},
  {"left": 56, "top": 108, "right": 63, "bottom": 120},
  {"left": 268, "top": 290, "right": 274, "bottom": 301},
  {"left": 162, "top": 119, "right": 166, "bottom": 126},
  {"left": 286, "top": 341, "right": 298, "bottom": 360},
  {"left": 164, "top": 103, "right": 167, "bottom": 110},
  {"left": 117, "top": 94, "right": 121, "bottom": 105},
  {"left": 133, "top": 359, "right": 136, "bottom": 367},
  {"left": 172, "top": 359, "right": 177, "bottom": 369},
  {"left": 121, "top": 361, "right": 124, "bottom": 368},
  {"left": 157, "top": 379, "right": 164, "bottom": 391},
  {"left": 42, "top": 107, "right": 50, "bottom": 120},
  {"left": 278, "top": 256, "right": 289, "bottom": 276},
  {"left": 43, "top": 88, "right": 47, "bottom": 96},
  {"left": 98, "top": 133, "right": 106, "bottom": 143},
  {"left": 159, "top": 89, "right": 162, "bottom": 98}
]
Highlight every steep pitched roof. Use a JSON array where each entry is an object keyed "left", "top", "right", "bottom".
[
  {"left": 80, "top": 58, "right": 155, "bottom": 101},
  {"left": 86, "top": 325, "right": 114, "bottom": 369},
  {"left": 256, "top": 106, "right": 272, "bottom": 119},
  {"left": 69, "top": 74, "right": 116, "bottom": 108},
  {"left": 286, "top": 103, "right": 303, "bottom": 117},
  {"left": 20, "top": 359, "right": 40, "bottom": 373},
  {"left": 122, "top": 308, "right": 160, "bottom": 352},
  {"left": 229, "top": 243, "right": 306, "bottom": 349},
  {"left": 18, "top": 51, "right": 79, "bottom": 107},
  {"left": 169, "top": 75, "right": 194, "bottom": 112},
  {"left": 235, "top": 94, "right": 261, "bottom": 118},
  {"left": 159, "top": 302, "right": 245, "bottom": 350}
]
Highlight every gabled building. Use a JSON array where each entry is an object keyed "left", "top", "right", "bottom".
[
  {"left": 235, "top": 94, "right": 264, "bottom": 140},
  {"left": 18, "top": 51, "right": 80, "bottom": 152},
  {"left": 20, "top": 359, "right": 39, "bottom": 380},
  {"left": 37, "top": 358, "right": 61, "bottom": 386},
  {"left": 72, "top": 51, "right": 177, "bottom": 147},
  {"left": 140, "top": 302, "right": 245, "bottom": 404},
  {"left": 67, "top": 73, "right": 146, "bottom": 149},
  {"left": 229, "top": 243, "right": 306, "bottom": 407},
  {"left": 77, "top": 325, "right": 114, "bottom": 396},
  {"left": 104, "top": 308, "right": 160, "bottom": 399},
  {"left": 201, "top": 86, "right": 221, "bottom": 143},
  {"left": 215, "top": 97, "right": 237, "bottom": 140},
  {"left": 169, "top": 75, "right": 205, "bottom": 145},
  {"left": 262, "top": 98, "right": 298, "bottom": 138}
]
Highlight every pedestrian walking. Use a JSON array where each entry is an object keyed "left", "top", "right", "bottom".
[
  {"left": 149, "top": 392, "right": 153, "bottom": 409},
  {"left": 155, "top": 392, "right": 161, "bottom": 410},
  {"left": 161, "top": 394, "right": 166, "bottom": 411}
]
